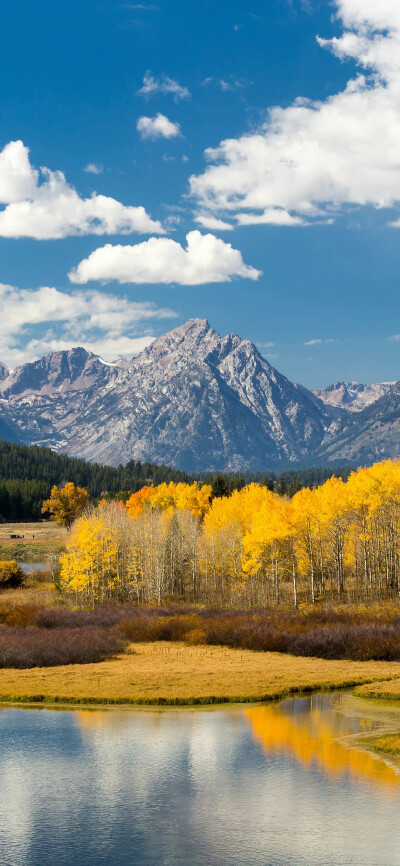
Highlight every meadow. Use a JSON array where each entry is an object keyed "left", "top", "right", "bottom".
[
  {"left": 1, "top": 641, "right": 400, "bottom": 706},
  {"left": 0, "top": 521, "right": 66, "bottom": 562}
]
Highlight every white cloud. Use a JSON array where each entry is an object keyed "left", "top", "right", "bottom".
[
  {"left": 304, "top": 338, "right": 336, "bottom": 346},
  {"left": 0, "top": 282, "right": 176, "bottom": 367},
  {"left": 236, "top": 209, "right": 305, "bottom": 226},
  {"left": 190, "top": 1, "right": 400, "bottom": 226},
  {"left": 0, "top": 141, "right": 164, "bottom": 239},
  {"left": 137, "top": 114, "right": 181, "bottom": 140},
  {"left": 203, "top": 77, "right": 245, "bottom": 92},
  {"left": 84, "top": 163, "right": 103, "bottom": 175},
  {"left": 68, "top": 230, "right": 261, "bottom": 285},
  {"left": 137, "top": 71, "right": 190, "bottom": 101},
  {"left": 195, "top": 214, "right": 234, "bottom": 231}
]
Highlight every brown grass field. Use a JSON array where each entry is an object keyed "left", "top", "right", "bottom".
[
  {"left": 0, "top": 521, "right": 66, "bottom": 561},
  {"left": 1, "top": 642, "right": 400, "bottom": 706}
]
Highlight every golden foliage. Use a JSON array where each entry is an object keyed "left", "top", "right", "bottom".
[
  {"left": 42, "top": 482, "right": 89, "bottom": 528},
  {"left": 0, "top": 560, "right": 25, "bottom": 587},
  {"left": 60, "top": 460, "right": 400, "bottom": 606},
  {"left": 126, "top": 481, "right": 212, "bottom": 520}
]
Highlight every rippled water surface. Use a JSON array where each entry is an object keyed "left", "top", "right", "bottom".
[{"left": 1, "top": 693, "right": 400, "bottom": 865}]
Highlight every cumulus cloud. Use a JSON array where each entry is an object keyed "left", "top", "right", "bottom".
[
  {"left": 0, "top": 283, "right": 176, "bottom": 367},
  {"left": 137, "top": 114, "right": 181, "bottom": 140},
  {"left": 68, "top": 230, "right": 261, "bottom": 285},
  {"left": 0, "top": 141, "right": 164, "bottom": 239},
  {"left": 137, "top": 71, "right": 190, "bottom": 101},
  {"left": 190, "top": 0, "right": 400, "bottom": 226}
]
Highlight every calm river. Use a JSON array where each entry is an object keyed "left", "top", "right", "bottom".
[{"left": 0, "top": 693, "right": 400, "bottom": 865}]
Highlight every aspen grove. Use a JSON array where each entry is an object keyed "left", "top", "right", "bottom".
[{"left": 60, "top": 461, "right": 400, "bottom": 607}]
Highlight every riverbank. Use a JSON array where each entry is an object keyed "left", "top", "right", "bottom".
[
  {"left": 356, "top": 679, "right": 400, "bottom": 702},
  {"left": 1, "top": 643, "right": 400, "bottom": 706}
]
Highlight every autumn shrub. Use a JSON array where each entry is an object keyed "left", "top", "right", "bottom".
[
  {"left": 1, "top": 605, "right": 42, "bottom": 628},
  {"left": 33, "top": 606, "right": 130, "bottom": 630},
  {"left": 115, "top": 605, "right": 400, "bottom": 661},
  {"left": 184, "top": 627, "right": 206, "bottom": 645},
  {"left": 25, "top": 569, "right": 52, "bottom": 585},
  {"left": 0, "top": 625, "right": 127, "bottom": 668},
  {"left": 119, "top": 612, "right": 203, "bottom": 642},
  {"left": 0, "top": 561, "right": 25, "bottom": 589},
  {"left": 289, "top": 623, "right": 400, "bottom": 662}
]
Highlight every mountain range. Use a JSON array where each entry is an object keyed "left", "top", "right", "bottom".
[{"left": 0, "top": 318, "right": 399, "bottom": 472}]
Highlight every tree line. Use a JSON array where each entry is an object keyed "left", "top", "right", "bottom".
[
  {"left": 60, "top": 460, "right": 400, "bottom": 608},
  {"left": 0, "top": 441, "right": 190, "bottom": 520},
  {"left": 0, "top": 439, "right": 353, "bottom": 522}
]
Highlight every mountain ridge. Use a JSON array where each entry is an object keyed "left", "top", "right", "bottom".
[{"left": 0, "top": 319, "right": 398, "bottom": 472}]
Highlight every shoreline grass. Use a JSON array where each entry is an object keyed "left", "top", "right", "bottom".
[
  {"left": 355, "top": 679, "right": 400, "bottom": 702},
  {"left": 360, "top": 733, "right": 400, "bottom": 756},
  {"left": 1, "top": 642, "right": 400, "bottom": 707}
]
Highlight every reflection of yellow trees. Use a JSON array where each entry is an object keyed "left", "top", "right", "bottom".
[{"left": 245, "top": 702, "right": 400, "bottom": 789}]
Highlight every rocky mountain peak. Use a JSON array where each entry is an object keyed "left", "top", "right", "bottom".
[
  {"left": 313, "top": 380, "right": 396, "bottom": 413},
  {"left": 1, "top": 318, "right": 399, "bottom": 472},
  {"left": 0, "top": 346, "right": 117, "bottom": 398}
]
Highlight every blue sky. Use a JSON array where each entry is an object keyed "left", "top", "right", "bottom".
[{"left": 1, "top": 0, "right": 400, "bottom": 387}]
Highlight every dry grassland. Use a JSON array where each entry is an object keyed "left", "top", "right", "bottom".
[
  {"left": 356, "top": 678, "right": 400, "bottom": 702},
  {"left": 1, "top": 642, "right": 400, "bottom": 706},
  {"left": 0, "top": 521, "right": 66, "bottom": 560}
]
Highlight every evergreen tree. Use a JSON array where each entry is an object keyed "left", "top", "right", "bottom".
[{"left": 210, "top": 475, "right": 229, "bottom": 500}]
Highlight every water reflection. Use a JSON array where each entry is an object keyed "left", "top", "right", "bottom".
[
  {"left": 245, "top": 694, "right": 400, "bottom": 789},
  {"left": 0, "top": 695, "right": 400, "bottom": 865}
]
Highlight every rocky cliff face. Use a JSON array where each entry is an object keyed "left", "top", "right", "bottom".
[
  {"left": 313, "top": 381, "right": 395, "bottom": 413},
  {"left": 0, "top": 320, "right": 398, "bottom": 471},
  {"left": 0, "top": 362, "right": 9, "bottom": 383}
]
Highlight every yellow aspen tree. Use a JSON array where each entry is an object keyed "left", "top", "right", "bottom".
[{"left": 42, "top": 482, "right": 89, "bottom": 528}]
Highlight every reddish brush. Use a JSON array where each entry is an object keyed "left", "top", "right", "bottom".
[{"left": 0, "top": 625, "right": 127, "bottom": 668}]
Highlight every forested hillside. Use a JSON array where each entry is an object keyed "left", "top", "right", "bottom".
[
  {"left": 0, "top": 440, "right": 354, "bottom": 521},
  {"left": 0, "top": 441, "right": 191, "bottom": 521}
]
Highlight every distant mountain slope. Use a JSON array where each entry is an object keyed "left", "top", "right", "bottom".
[
  {"left": 0, "top": 319, "right": 398, "bottom": 472},
  {"left": 318, "top": 383, "right": 400, "bottom": 465},
  {"left": 313, "top": 381, "right": 396, "bottom": 413}
]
